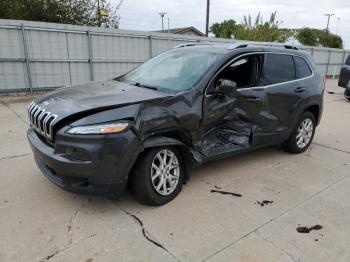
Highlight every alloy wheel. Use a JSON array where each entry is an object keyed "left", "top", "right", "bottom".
[
  {"left": 296, "top": 118, "right": 313, "bottom": 149},
  {"left": 150, "top": 149, "right": 180, "bottom": 196}
]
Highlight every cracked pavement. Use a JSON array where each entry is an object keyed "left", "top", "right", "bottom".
[{"left": 0, "top": 80, "right": 350, "bottom": 262}]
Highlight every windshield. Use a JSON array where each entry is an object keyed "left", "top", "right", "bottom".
[{"left": 118, "top": 49, "right": 222, "bottom": 92}]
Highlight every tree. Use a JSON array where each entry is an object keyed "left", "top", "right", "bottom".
[
  {"left": 211, "top": 19, "right": 239, "bottom": 39},
  {"left": 210, "top": 12, "right": 292, "bottom": 43},
  {"left": 239, "top": 12, "right": 292, "bottom": 42},
  {"left": 296, "top": 28, "right": 343, "bottom": 48},
  {"left": 0, "top": 0, "right": 124, "bottom": 28}
]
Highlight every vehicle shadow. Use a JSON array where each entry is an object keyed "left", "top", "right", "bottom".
[{"left": 117, "top": 144, "right": 293, "bottom": 209}]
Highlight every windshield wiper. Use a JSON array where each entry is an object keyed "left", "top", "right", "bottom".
[{"left": 133, "top": 82, "right": 158, "bottom": 90}]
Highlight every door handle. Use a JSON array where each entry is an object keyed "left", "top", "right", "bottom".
[{"left": 295, "top": 87, "right": 306, "bottom": 93}]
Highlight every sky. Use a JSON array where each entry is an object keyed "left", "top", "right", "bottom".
[{"left": 112, "top": 0, "right": 350, "bottom": 49}]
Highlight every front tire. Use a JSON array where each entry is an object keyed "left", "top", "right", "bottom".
[
  {"left": 130, "top": 147, "right": 184, "bottom": 206},
  {"left": 284, "top": 111, "right": 316, "bottom": 154}
]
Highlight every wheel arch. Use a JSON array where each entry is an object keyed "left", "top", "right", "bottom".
[
  {"left": 303, "top": 104, "right": 320, "bottom": 125},
  {"left": 134, "top": 132, "right": 193, "bottom": 183}
]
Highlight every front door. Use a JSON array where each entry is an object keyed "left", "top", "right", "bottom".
[{"left": 200, "top": 53, "right": 266, "bottom": 158}]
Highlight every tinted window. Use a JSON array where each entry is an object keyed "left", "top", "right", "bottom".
[
  {"left": 261, "top": 54, "right": 295, "bottom": 85},
  {"left": 294, "top": 56, "right": 312, "bottom": 79},
  {"left": 346, "top": 55, "right": 350, "bottom": 66}
]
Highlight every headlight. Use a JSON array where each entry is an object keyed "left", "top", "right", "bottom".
[{"left": 67, "top": 123, "right": 129, "bottom": 135}]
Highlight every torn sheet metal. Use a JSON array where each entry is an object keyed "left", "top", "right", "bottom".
[{"left": 200, "top": 127, "right": 250, "bottom": 157}]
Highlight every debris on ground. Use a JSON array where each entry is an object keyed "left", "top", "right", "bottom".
[
  {"left": 210, "top": 189, "right": 242, "bottom": 197},
  {"left": 214, "top": 185, "right": 222, "bottom": 190},
  {"left": 327, "top": 91, "right": 343, "bottom": 95},
  {"left": 296, "top": 224, "right": 323, "bottom": 233},
  {"left": 255, "top": 200, "right": 274, "bottom": 207}
]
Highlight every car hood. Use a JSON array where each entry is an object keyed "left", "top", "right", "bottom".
[{"left": 34, "top": 80, "right": 171, "bottom": 121}]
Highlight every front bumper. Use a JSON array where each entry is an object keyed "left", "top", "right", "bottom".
[{"left": 27, "top": 127, "right": 140, "bottom": 196}]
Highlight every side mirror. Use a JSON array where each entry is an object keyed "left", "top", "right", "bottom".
[{"left": 213, "top": 79, "right": 237, "bottom": 95}]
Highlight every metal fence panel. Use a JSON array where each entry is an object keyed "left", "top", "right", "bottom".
[
  {"left": 0, "top": 62, "right": 27, "bottom": 90},
  {"left": 67, "top": 33, "right": 89, "bottom": 60},
  {"left": 0, "top": 28, "right": 24, "bottom": 59},
  {"left": 94, "top": 62, "right": 139, "bottom": 81},
  {"left": 31, "top": 62, "right": 70, "bottom": 89},
  {"left": 26, "top": 30, "right": 68, "bottom": 59},
  {"left": 0, "top": 19, "right": 349, "bottom": 93},
  {"left": 70, "top": 62, "right": 91, "bottom": 86}
]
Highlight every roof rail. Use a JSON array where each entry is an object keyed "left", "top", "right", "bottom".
[
  {"left": 174, "top": 42, "right": 211, "bottom": 48},
  {"left": 227, "top": 42, "right": 299, "bottom": 50}
]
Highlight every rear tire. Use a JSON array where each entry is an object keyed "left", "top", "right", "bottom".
[
  {"left": 284, "top": 111, "right": 316, "bottom": 154},
  {"left": 130, "top": 147, "right": 184, "bottom": 206}
]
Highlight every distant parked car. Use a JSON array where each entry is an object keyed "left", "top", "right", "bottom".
[
  {"left": 338, "top": 55, "right": 350, "bottom": 101},
  {"left": 27, "top": 42, "right": 324, "bottom": 205}
]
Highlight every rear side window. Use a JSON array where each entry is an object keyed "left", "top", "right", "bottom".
[
  {"left": 261, "top": 54, "right": 295, "bottom": 85},
  {"left": 346, "top": 55, "right": 350, "bottom": 66},
  {"left": 294, "top": 56, "right": 312, "bottom": 79}
]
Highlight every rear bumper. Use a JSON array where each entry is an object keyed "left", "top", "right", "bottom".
[{"left": 27, "top": 127, "right": 140, "bottom": 196}]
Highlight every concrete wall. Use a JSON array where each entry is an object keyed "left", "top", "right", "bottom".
[{"left": 0, "top": 19, "right": 349, "bottom": 93}]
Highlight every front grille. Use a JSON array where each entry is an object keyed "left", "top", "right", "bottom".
[{"left": 27, "top": 101, "right": 58, "bottom": 140}]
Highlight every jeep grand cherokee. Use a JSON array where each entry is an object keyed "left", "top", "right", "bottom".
[{"left": 27, "top": 43, "right": 324, "bottom": 205}]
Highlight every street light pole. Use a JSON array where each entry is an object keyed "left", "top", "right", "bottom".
[
  {"left": 324, "top": 13, "right": 334, "bottom": 32},
  {"left": 159, "top": 12, "right": 167, "bottom": 31},
  {"left": 205, "top": 0, "right": 210, "bottom": 36}
]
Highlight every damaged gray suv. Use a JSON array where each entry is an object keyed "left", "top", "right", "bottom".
[{"left": 27, "top": 42, "right": 324, "bottom": 205}]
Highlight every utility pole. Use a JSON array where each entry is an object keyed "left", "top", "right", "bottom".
[
  {"left": 324, "top": 13, "right": 334, "bottom": 32},
  {"left": 97, "top": 0, "right": 101, "bottom": 27},
  {"left": 159, "top": 12, "right": 167, "bottom": 31},
  {"left": 205, "top": 0, "right": 210, "bottom": 36},
  {"left": 335, "top": 17, "right": 340, "bottom": 35}
]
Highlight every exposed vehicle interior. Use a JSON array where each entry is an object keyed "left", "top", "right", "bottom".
[{"left": 214, "top": 55, "right": 264, "bottom": 90}]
